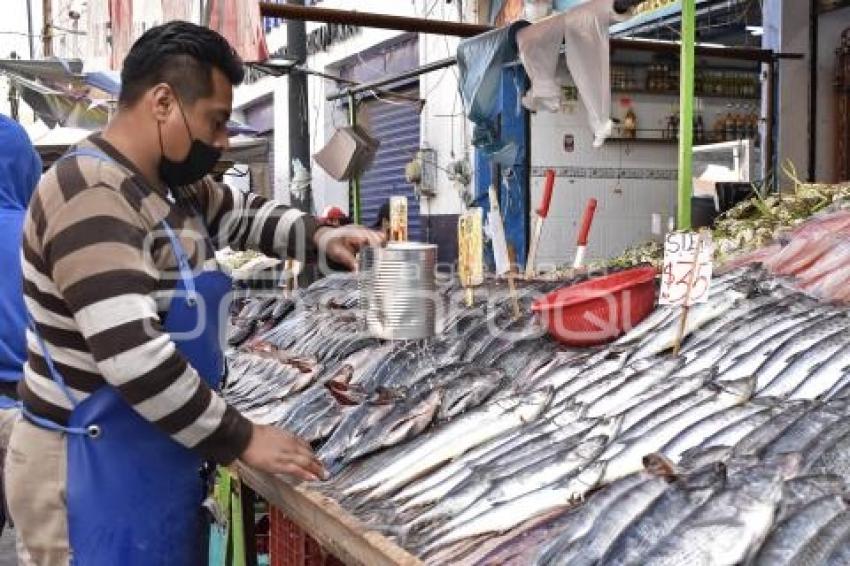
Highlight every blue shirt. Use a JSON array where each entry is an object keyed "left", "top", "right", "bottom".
[{"left": 0, "top": 115, "right": 42, "bottom": 382}]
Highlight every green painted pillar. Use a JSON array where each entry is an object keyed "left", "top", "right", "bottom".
[
  {"left": 348, "top": 92, "right": 362, "bottom": 224},
  {"left": 677, "top": 0, "right": 696, "bottom": 230}
]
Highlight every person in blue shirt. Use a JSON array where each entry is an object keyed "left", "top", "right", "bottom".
[
  {"left": 0, "top": 113, "right": 42, "bottom": 536},
  {"left": 0, "top": 114, "right": 41, "bottom": 394}
]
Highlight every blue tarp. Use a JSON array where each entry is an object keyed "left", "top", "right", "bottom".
[{"left": 457, "top": 20, "right": 529, "bottom": 165}]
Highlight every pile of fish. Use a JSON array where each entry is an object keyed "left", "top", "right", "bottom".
[
  {"left": 224, "top": 265, "right": 850, "bottom": 564},
  {"left": 724, "top": 208, "right": 850, "bottom": 304}
]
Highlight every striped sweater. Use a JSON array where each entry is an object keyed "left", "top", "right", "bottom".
[{"left": 20, "top": 134, "right": 317, "bottom": 464}]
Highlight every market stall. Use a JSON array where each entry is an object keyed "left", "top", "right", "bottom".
[
  {"left": 222, "top": 3, "right": 844, "bottom": 565},
  {"left": 222, "top": 189, "right": 850, "bottom": 563}
]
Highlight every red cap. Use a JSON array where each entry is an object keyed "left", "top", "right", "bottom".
[{"left": 321, "top": 206, "right": 346, "bottom": 221}]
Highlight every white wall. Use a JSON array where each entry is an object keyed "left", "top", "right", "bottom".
[{"left": 530, "top": 97, "right": 679, "bottom": 267}]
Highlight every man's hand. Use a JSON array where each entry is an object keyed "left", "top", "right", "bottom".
[
  {"left": 240, "top": 424, "right": 327, "bottom": 481},
  {"left": 314, "top": 225, "right": 386, "bottom": 271}
]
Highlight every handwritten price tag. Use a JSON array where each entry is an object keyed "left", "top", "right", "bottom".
[{"left": 659, "top": 232, "right": 714, "bottom": 306}]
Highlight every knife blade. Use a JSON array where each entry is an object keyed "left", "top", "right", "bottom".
[
  {"left": 488, "top": 163, "right": 510, "bottom": 275},
  {"left": 525, "top": 168, "right": 556, "bottom": 278}
]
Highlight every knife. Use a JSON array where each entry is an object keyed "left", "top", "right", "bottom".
[
  {"left": 573, "top": 198, "right": 598, "bottom": 269},
  {"left": 488, "top": 163, "right": 511, "bottom": 276},
  {"left": 525, "top": 169, "right": 556, "bottom": 278}
]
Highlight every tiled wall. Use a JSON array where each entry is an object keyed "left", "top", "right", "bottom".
[{"left": 529, "top": 94, "right": 682, "bottom": 268}]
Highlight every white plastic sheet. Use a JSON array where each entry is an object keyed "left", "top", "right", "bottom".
[{"left": 518, "top": 0, "right": 629, "bottom": 147}]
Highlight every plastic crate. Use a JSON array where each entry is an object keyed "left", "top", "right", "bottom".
[{"left": 269, "top": 507, "right": 345, "bottom": 566}]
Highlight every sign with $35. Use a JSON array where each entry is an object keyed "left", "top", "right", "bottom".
[{"left": 659, "top": 231, "right": 714, "bottom": 306}]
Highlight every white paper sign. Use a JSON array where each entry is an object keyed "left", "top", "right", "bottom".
[{"left": 659, "top": 231, "right": 714, "bottom": 306}]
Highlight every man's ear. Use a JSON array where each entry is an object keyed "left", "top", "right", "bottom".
[{"left": 149, "top": 83, "right": 175, "bottom": 122}]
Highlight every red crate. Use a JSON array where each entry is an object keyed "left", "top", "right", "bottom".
[{"left": 270, "top": 506, "right": 345, "bottom": 566}]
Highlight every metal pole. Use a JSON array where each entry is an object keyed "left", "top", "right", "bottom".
[
  {"left": 25, "top": 0, "right": 34, "bottom": 59},
  {"left": 287, "top": 0, "right": 311, "bottom": 213},
  {"left": 260, "top": 3, "right": 783, "bottom": 62},
  {"left": 766, "top": 60, "right": 776, "bottom": 190},
  {"left": 677, "top": 0, "right": 695, "bottom": 231},
  {"left": 258, "top": 3, "right": 491, "bottom": 37},
  {"left": 42, "top": 0, "right": 52, "bottom": 57},
  {"left": 808, "top": 0, "right": 818, "bottom": 182},
  {"left": 327, "top": 57, "right": 458, "bottom": 101},
  {"left": 348, "top": 92, "right": 361, "bottom": 224}
]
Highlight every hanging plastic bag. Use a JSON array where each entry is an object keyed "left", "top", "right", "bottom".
[{"left": 518, "top": 0, "right": 629, "bottom": 147}]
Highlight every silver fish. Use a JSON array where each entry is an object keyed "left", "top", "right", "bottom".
[
  {"left": 639, "top": 466, "right": 784, "bottom": 566},
  {"left": 532, "top": 474, "right": 653, "bottom": 565},
  {"left": 662, "top": 404, "right": 765, "bottom": 463},
  {"left": 345, "top": 389, "right": 552, "bottom": 499},
  {"left": 759, "top": 496, "right": 850, "bottom": 565},
  {"left": 600, "top": 377, "right": 755, "bottom": 485},
  {"left": 419, "top": 464, "right": 606, "bottom": 553},
  {"left": 549, "top": 477, "right": 670, "bottom": 566},
  {"left": 787, "top": 510, "right": 850, "bottom": 566},
  {"left": 599, "top": 466, "right": 727, "bottom": 566}
]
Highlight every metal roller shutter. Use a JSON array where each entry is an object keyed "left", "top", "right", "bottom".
[{"left": 359, "top": 87, "right": 422, "bottom": 240}]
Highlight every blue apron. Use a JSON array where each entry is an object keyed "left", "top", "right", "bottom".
[{"left": 22, "top": 148, "right": 233, "bottom": 565}]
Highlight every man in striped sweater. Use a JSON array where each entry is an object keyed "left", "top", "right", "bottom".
[{"left": 6, "top": 21, "right": 382, "bottom": 564}]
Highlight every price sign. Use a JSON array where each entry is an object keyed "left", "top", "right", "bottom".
[{"left": 659, "top": 231, "right": 714, "bottom": 306}]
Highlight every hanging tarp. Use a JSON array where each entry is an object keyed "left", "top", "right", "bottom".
[
  {"left": 108, "top": 0, "right": 134, "bottom": 70},
  {"left": 0, "top": 58, "right": 83, "bottom": 83},
  {"left": 457, "top": 20, "right": 529, "bottom": 164},
  {"left": 206, "top": 0, "right": 269, "bottom": 63}
]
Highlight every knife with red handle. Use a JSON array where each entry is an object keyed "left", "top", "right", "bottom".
[
  {"left": 525, "top": 169, "right": 556, "bottom": 277},
  {"left": 573, "top": 198, "right": 598, "bottom": 268}
]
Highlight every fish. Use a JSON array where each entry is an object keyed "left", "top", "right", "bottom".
[
  {"left": 344, "top": 389, "right": 552, "bottom": 500},
  {"left": 627, "top": 290, "right": 743, "bottom": 361},
  {"left": 731, "top": 400, "right": 814, "bottom": 456},
  {"left": 755, "top": 317, "right": 850, "bottom": 396},
  {"left": 598, "top": 463, "right": 727, "bottom": 566},
  {"left": 638, "top": 463, "right": 786, "bottom": 566},
  {"left": 410, "top": 434, "right": 609, "bottom": 537},
  {"left": 693, "top": 403, "right": 780, "bottom": 452},
  {"left": 341, "top": 388, "right": 443, "bottom": 465},
  {"left": 761, "top": 401, "right": 848, "bottom": 457},
  {"left": 392, "top": 404, "right": 589, "bottom": 509},
  {"left": 712, "top": 307, "right": 829, "bottom": 379},
  {"left": 437, "top": 368, "right": 504, "bottom": 421},
  {"left": 582, "top": 359, "right": 681, "bottom": 419},
  {"left": 540, "top": 476, "right": 671, "bottom": 566},
  {"left": 599, "top": 377, "right": 755, "bottom": 485},
  {"left": 786, "top": 510, "right": 850, "bottom": 565},
  {"left": 790, "top": 343, "right": 850, "bottom": 401},
  {"left": 615, "top": 370, "right": 715, "bottom": 434},
  {"left": 807, "top": 427, "right": 850, "bottom": 481},
  {"left": 661, "top": 404, "right": 765, "bottom": 463},
  {"left": 800, "top": 420, "right": 850, "bottom": 474},
  {"left": 751, "top": 495, "right": 849, "bottom": 565},
  {"left": 418, "top": 464, "right": 607, "bottom": 555}
]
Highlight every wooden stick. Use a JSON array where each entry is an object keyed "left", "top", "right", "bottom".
[
  {"left": 673, "top": 233, "right": 705, "bottom": 356},
  {"left": 506, "top": 246, "right": 521, "bottom": 320}
]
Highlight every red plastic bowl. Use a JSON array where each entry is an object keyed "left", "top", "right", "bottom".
[{"left": 532, "top": 266, "right": 658, "bottom": 347}]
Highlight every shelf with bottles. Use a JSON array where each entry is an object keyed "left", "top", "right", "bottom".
[
  {"left": 611, "top": 103, "right": 761, "bottom": 146},
  {"left": 611, "top": 63, "right": 761, "bottom": 100}
]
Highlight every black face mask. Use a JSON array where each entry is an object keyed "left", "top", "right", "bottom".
[{"left": 158, "top": 96, "right": 221, "bottom": 187}]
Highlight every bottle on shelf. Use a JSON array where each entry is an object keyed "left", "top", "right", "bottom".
[{"left": 623, "top": 107, "right": 638, "bottom": 139}]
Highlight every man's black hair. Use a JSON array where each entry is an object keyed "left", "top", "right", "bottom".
[{"left": 119, "top": 21, "right": 244, "bottom": 107}]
